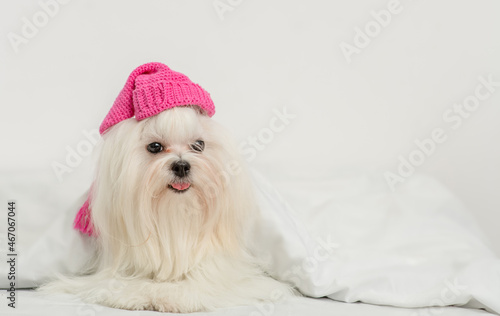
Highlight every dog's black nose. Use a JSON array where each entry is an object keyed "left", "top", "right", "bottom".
[{"left": 171, "top": 160, "right": 191, "bottom": 178}]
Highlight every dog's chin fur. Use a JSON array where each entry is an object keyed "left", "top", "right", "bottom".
[{"left": 39, "top": 107, "right": 295, "bottom": 312}]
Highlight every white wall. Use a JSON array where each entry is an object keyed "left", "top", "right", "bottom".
[{"left": 1, "top": 0, "right": 499, "bottom": 253}]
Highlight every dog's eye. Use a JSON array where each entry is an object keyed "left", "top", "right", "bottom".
[
  {"left": 146, "top": 142, "right": 163, "bottom": 154},
  {"left": 191, "top": 140, "right": 205, "bottom": 152}
]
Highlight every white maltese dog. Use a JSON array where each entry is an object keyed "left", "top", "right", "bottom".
[{"left": 40, "top": 63, "right": 294, "bottom": 312}]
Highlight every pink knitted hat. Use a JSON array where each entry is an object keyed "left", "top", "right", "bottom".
[
  {"left": 74, "top": 62, "right": 215, "bottom": 236},
  {"left": 100, "top": 62, "right": 215, "bottom": 134}
]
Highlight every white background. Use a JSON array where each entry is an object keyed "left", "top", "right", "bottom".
[{"left": 0, "top": 1, "right": 499, "bottom": 254}]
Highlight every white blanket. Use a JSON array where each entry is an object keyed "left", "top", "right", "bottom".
[
  {"left": 1, "top": 169, "right": 499, "bottom": 314},
  {"left": 248, "top": 171, "right": 500, "bottom": 314}
]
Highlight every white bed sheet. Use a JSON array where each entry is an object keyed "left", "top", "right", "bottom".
[{"left": 0, "top": 290, "right": 495, "bottom": 316}]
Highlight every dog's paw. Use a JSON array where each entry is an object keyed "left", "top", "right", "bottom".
[
  {"left": 151, "top": 300, "right": 179, "bottom": 313},
  {"left": 83, "top": 282, "right": 154, "bottom": 311},
  {"left": 151, "top": 299, "right": 203, "bottom": 313},
  {"left": 150, "top": 287, "right": 207, "bottom": 313},
  {"left": 100, "top": 293, "right": 154, "bottom": 311}
]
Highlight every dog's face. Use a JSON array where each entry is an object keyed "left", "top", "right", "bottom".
[{"left": 137, "top": 107, "right": 225, "bottom": 202}]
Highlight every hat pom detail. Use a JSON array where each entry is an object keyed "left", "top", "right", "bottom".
[{"left": 74, "top": 197, "right": 94, "bottom": 236}]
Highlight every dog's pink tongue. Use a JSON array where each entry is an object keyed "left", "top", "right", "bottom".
[{"left": 171, "top": 183, "right": 190, "bottom": 191}]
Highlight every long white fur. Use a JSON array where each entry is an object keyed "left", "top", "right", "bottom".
[{"left": 40, "top": 107, "right": 294, "bottom": 312}]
